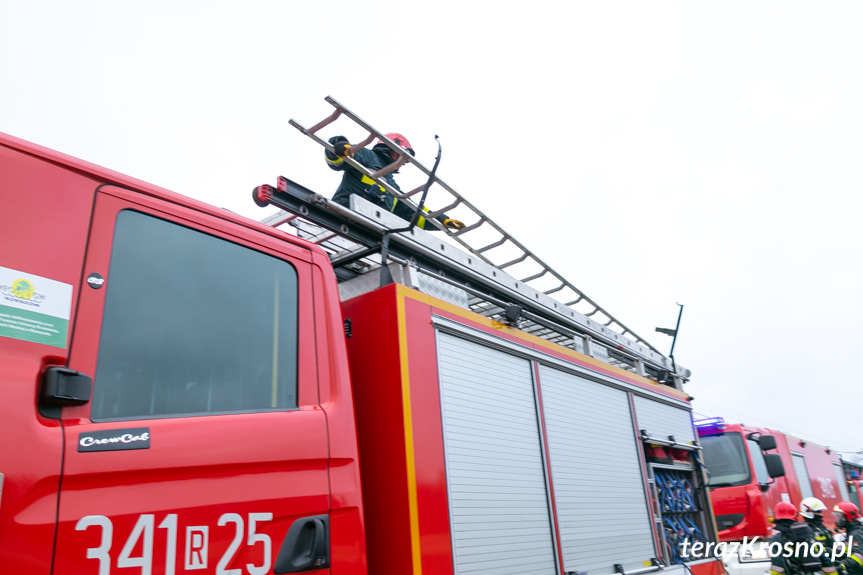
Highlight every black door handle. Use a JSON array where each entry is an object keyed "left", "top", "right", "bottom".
[{"left": 274, "top": 514, "right": 329, "bottom": 573}]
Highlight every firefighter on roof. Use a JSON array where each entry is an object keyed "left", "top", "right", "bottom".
[
  {"left": 834, "top": 502, "right": 863, "bottom": 575},
  {"left": 325, "top": 133, "right": 464, "bottom": 231}
]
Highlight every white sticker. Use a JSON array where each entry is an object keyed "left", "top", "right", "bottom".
[{"left": 0, "top": 266, "right": 73, "bottom": 348}]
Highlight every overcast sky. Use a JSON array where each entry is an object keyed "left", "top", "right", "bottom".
[{"left": 3, "top": 2, "right": 862, "bottom": 456}]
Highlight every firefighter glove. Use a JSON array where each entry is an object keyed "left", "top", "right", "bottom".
[
  {"left": 326, "top": 135, "right": 351, "bottom": 161},
  {"left": 443, "top": 218, "right": 466, "bottom": 231}
]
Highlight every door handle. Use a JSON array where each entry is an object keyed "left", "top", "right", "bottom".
[
  {"left": 274, "top": 514, "right": 329, "bottom": 573},
  {"left": 41, "top": 366, "right": 92, "bottom": 405}
]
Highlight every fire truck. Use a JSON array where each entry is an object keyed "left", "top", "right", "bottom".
[
  {"left": 696, "top": 418, "right": 851, "bottom": 575},
  {"left": 0, "top": 98, "right": 724, "bottom": 575}
]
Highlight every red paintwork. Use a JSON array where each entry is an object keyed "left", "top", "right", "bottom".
[
  {"left": 0, "top": 140, "right": 98, "bottom": 569},
  {"left": 702, "top": 423, "right": 846, "bottom": 543},
  {"left": 341, "top": 285, "right": 416, "bottom": 575},
  {"left": 0, "top": 132, "right": 365, "bottom": 574},
  {"left": 689, "top": 558, "right": 727, "bottom": 575}
]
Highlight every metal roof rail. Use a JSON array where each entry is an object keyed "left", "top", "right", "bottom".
[{"left": 253, "top": 175, "right": 690, "bottom": 386}]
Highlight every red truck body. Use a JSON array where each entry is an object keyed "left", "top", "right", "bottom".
[
  {"left": 0, "top": 132, "right": 723, "bottom": 575},
  {"left": 698, "top": 420, "right": 849, "bottom": 539}
]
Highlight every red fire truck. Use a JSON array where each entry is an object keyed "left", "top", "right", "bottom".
[
  {"left": 0, "top": 102, "right": 724, "bottom": 575},
  {"left": 696, "top": 418, "right": 851, "bottom": 575}
]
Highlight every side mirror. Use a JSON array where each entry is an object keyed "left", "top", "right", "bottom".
[
  {"left": 758, "top": 434, "right": 778, "bottom": 451},
  {"left": 764, "top": 453, "right": 785, "bottom": 478}
]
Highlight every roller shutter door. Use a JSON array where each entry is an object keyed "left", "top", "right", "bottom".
[
  {"left": 538, "top": 365, "right": 656, "bottom": 575},
  {"left": 437, "top": 333, "right": 558, "bottom": 575},
  {"left": 633, "top": 395, "right": 695, "bottom": 445}
]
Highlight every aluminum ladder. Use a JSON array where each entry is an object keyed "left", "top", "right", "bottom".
[{"left": 289, "top": 96, "right": 666, "bottom": 358}]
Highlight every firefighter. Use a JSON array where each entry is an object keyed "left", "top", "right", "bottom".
[
  {"left": 834, "top": 502, "right": 863, "bottom": 575},
  {"left": 325, "top": 133, "right": 464, "bottom": 231},
  {"left": 769, "top": 501, "right": 836, "bottom": 575},
  {"left": 800, "top": 497, "right": 836, "bottom": 570}
]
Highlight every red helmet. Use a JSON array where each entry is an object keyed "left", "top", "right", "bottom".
[
  {"left": 834, "top": 502, "right": 862, "bottom": 527},
  {"left": 774, "top": 501, "right": 798, "bottom": 521},
  {"left": 379, "top": 133, "right": 415, "bottom": 156}
]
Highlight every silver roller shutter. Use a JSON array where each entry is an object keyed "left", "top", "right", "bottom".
[
  {"left": 437, "top": 332, "right": 558, "bottom": 575},
  {"left": 538, "top": 365, "right": 656, "bottom": 575},
  {"left": 633, "top": 395, "right": 695, "bottom": 445}
]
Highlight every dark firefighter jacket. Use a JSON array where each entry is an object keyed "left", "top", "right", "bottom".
[
  {"left": 836, "top": 524, "right": 863, "bottom": 575},
  {"left": 769, "top": 520, "right": 836, "bottom": 575},
  {"left": 326, "top": 144, "right": 445, "bottom": 230}
]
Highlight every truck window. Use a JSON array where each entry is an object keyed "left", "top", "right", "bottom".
[
  {"left": 91, "top": 210, "right": 298, "bottom": 421},
  {"left": 851, "top": 483, "right": 861, "bottom": 509},
  {"left": 792, "top": 453, "right": 815, "bottom": 499},
  {"left": 835, "top": 463, "right": 851, "bottom": 502},
  {"left": 700, "top": 432, "right": 751, "bottom": 487},
  {"left": 747, "top": 439, "right": 770, "bottom": 483}
]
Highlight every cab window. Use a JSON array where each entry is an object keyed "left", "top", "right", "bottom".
[
  {"left": 747, "top": 439, "right": 770, "bottom": 484},
  {"left": 700, "top": 432, "right": 751, "bottom": 487},
  {"left": 792, "top": 453, "right": 815, "bottom": 499},
  {"left": 91, "top": 210, "right": 298, "bottom": 421}
]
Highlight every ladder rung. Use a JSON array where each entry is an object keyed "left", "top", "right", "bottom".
[
  {"left": 400, "top": 184, "right": 425, "bottom": 199},
  {"left": 544, "top": 284, "right": 565, "bottom": 295},
  {"left": 498, "top": 253, "right": 529, "bottom": 269},
  {"left": 428, "top": 198, "right": 462, "bottom": 219},
  {"left": 564, "top": 297, "right": 584, "bottom": 306},
  {"left": 521, "top": 269, "right": 548, "bottom": 283},
  {"left": 585, "top": 308, "right": 599, "bottom": 317},
  {"left": 452, "top": 217, "right": 485, "bottom": 236},
  {"left": 476, "top": 237, "right": 507, "bottom": 253},
  {"left": 353, "top": 132, "right": 376, "bottom": 152},
  {"left": 303, "top": 107, "right": 342, "bottom": 135}
]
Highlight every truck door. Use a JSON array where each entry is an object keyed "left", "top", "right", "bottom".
[{"left": 53, "top": 187, "right": 329, "bottom": 574}]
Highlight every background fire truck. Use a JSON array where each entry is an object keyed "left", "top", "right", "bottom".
[
  {"left": 697, "top": 417, "right": 852, "bottom": 575},
  {"left": 0, "top": 99, "right": 724, "bottom": 575}
]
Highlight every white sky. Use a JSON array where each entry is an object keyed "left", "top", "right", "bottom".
[{"left": 3, "top": 2, "right": 862, "bottom": 455}]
